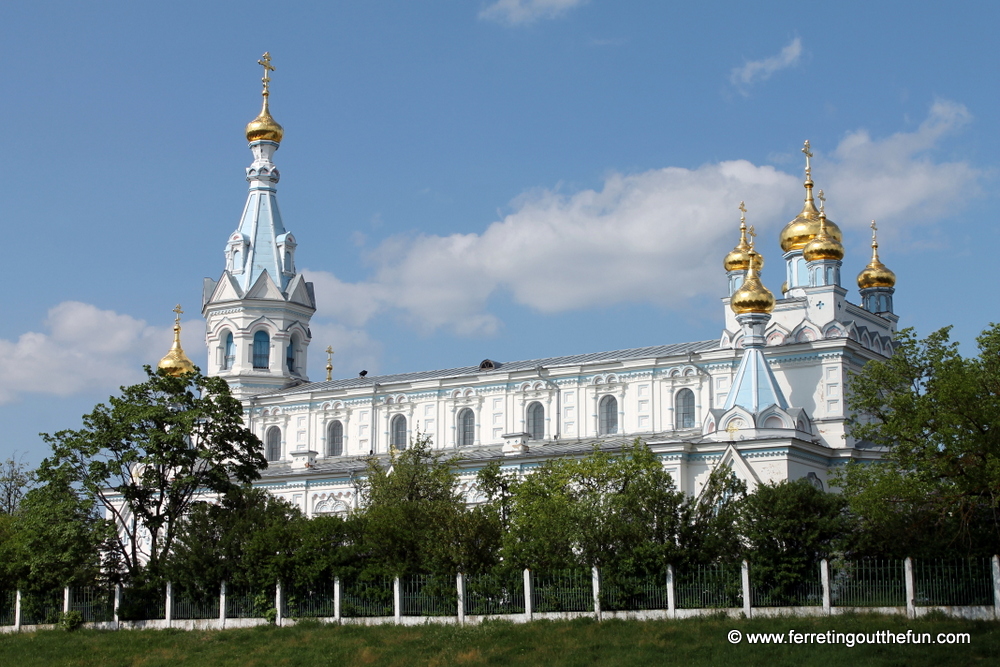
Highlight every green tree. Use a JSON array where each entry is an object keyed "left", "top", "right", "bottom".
[
  {"left": 838, "top": 324, "right": 1000, "bottom": 556},
  {"left": 39, "top": 367, "right": 266, "bottom": 581},
  {"left": 0, "top": 454, "right": 33, "bottom": 515}
]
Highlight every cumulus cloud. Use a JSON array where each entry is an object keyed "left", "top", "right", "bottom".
[
  {"left": 0, "top": 302, "right": 203, "bottom": 405},
  {"left": 731, "top": 38, "right": 802, "bottom": 92},
  {"left": 305, "top": 102, "right": 975, "bottom": 337},
  {"left": 479, "top": 0, "right": 585, "bottom": 25}
]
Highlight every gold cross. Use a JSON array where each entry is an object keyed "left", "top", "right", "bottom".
[
  {"left": 802, "top": 140, "right": 813, "bottom": 179},
  {"left": 172, "top": 304, "right": 183, "bottom": 324},
  {"left": 817, "top": 189, "right": 825, "bottom": 213},
  {"left": 325, "top": 346, "right": 335, "bottom": 381},
  {"left": 870, "top": 220, "right": 878, "bottom": 242},
  {"left": 258, "top": 52, "right": 275, "bottom": 95},
  {"left": 738, "top": 200, "right": 747, "bottom": 223}
]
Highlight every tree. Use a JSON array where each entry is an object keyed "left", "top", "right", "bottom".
[
  {"left": 39, "top": 367, "right": 266, "bottom": 581},
  {"left": 0, "top": 454, "right": 33, "bottom": 515},
  {"left": 839, "top": 323, "right": 1000, "bottom": 556}
]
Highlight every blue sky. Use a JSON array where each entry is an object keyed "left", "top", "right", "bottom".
[{"left": 3, "top": 0, "right": 998, "bottom": 467}]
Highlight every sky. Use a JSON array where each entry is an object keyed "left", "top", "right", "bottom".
[{"left": 2, "top": 0, "right": 998, "bottom": 468}]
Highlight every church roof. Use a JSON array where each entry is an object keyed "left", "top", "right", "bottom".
[{"left": 260, "top": 339, "right": 718, "bottom": 397}]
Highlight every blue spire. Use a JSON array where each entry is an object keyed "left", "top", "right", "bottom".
[{"left": 724, "top": 312, "right": 788, "bottom": 413}]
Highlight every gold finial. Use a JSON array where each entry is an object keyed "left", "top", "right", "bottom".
[
  {"left": 158, "top": 305, "right": 196, "bottom": 377},
  {"left": 738, "top": 200, "right": 747, "bottom": 223},
  {"left": 817, "top": 189, "right": 825, "bottom": 214},
  {"left": 723, "top": 202, "right": 762, "bottom": 272},
  {"left": 803, "top": 190, "right": 844, "bottom": 262},
  {"left": 780, "top": 141, "right": 843, "bottom": 252},
  {"left": 857, "top": 220, "right": 896, "bottom": 289},
  {"left": 325, "top": 346, "right": 334, "bottom": 382},
  {"left": 747, "top": 225, "right": 756, "bottom": 246},
  {"left": 802, "top": 140, "right": 813, "bottom": 181},
  {"left": 258, "top": 52, "right": 275, "bottom": 97}
]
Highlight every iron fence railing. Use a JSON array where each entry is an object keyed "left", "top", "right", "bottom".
[
  {"left": 341, "top": 577, "right": 393, "bottom": 618},
  {"left": 675, "top": 563, "right": 742, "bottom": 609},
  {"left": 831, "top": 559, "right": 905, "bottom": 607},
  {"left": 119, "top": 587, "right": 166, "bottom": 621},
  {"left": 70, "top": 587, "right": 115, "bottom": 622},
  {"left": 0, "top": 590, "right": 16, "bottom": 626},
  {"left": 19, "top": 589, "right": 63, "bottom": 625},
  {"left": 173, "top": 591, "right": 220, "bottom": 620},
  {"left": 532, "top": 569, "right": 592, "bottom": 613},
  {"left": 600, "top": 571, "right": 669, "bottom": 611},
  {"left": 283, "top": 581, "right": 337, "bottom": 618},
  {"left": 225, "top": 586, "right": 271, "bottom": 619},
  {"left": 464, "top": 572, "right": 525, "bottom": 616},
  {"left": 401, "top": 574, "right": 455, "bottom": 616},
  {"left": 915, "top": 558, "right": 993, "bottom": 607}
]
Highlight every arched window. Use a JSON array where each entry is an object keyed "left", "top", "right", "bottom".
[
  {"left": 676, "top": 389, "right": 695, "bottom": 429},
  {"left": 598, "top": 395, "right": 618, "bottom": 435},
  {"left": 265, "top": 426, "right": 281, "bottom": 462},
  {"left": 526, "top": 402, "right": 544, "bottom": 440},
  {"left": 222, "top": 332, "right": 235, "bottom": 370},
  {"left": 284, "top": 251, "right": 293, "bottom": 273},
  {"left": 390, "top": 414, "right": 407, "bottom": 450},
  {"left": 253, "top": 331, "right": 270, "bottom": 369},
  {"left": 327, "top": 420, "right": 343, "bottom": 457},
  {"left": 457, "top": 408, "right": 475, "bottom": 447},
  {"left": 286, "top": 336, "right": 296, "bottom": 373}
]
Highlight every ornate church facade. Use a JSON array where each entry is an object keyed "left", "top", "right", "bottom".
[{"left": 184, "top": 59, "right": 900, "bottom": 517}]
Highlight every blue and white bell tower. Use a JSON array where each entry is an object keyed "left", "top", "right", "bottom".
[{"left": 202, "top": 53, "right": 315, "bottom": 398}]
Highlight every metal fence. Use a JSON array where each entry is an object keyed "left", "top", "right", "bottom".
[
  {"left": 532, "top": 569, "right": 592, "bottom": 613},
  {"left": 119, "top": 587, "right": 166, "bottom": 621},
  {"left": 601, "top": 571, "right": 669, "bottom": 611},
  {"left": 832, "top": 559, "right": 906, "bottom": 607},
  {"left": 464, "top": 572, "right": 525, "bottom": 616},
  {"left": 19, "top": 589, "right": 63, "bottom": 625},
  {"left": 401, "top": 574, "right": 455, "bottom": 616},
  {"left": 341, "top": 577, "right": 393, "bottom": 618},
  {"left": 675, "top": 563, "right": 742, "bottom": 609},
  {"left": 915, "top": 558, "right": 993, "bottom": 607},
  {"left": 225, "top": 586, "right": 270, "bottom": 619},
  {"left": 284, "top": 581, "right": 337, "bottom": 618},
  {"left": 0, "top": 591, "right": 15, "bottom": 626},
  {"left": 173, "top": 591, "right": 220, "bottom": 620},
  {"left": 70, "top": 587, "right": 115, "bottom": 623}
]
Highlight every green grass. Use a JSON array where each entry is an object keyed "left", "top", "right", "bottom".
[{"left": 0, "top": 613, "right": 997, "bottom": 666}]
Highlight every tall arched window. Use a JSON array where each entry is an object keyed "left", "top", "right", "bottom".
[
  {"left": 253, "top": 331, "right": 270, "bottom": 369},
  {"left": 286, "top": 336, "right": 297, "bottom": 373},
  {"left": 598, "top": 395, "right": 618, "bottom": 435},
  {"left": 457, "top": 408, "right": 475, "bottom": 447},
  {"left": 390, "top": 415, "right": 407, "bottom": 450},
  {"left": 327, "top": 420, "right": 343, "bottom": 457},
  {"left": 222, "top": 332, "right": 235, "bottom": 370},
  {"left": 526, "top": 402, "right": 544, "bottom": 440},
  {"left": 265, "top": 426, "right": 281, "bottom": 462},
  {"left": 676, "top": 388, "right": 695, "bottom": 429}
]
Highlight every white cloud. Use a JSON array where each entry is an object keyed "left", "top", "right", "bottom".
[
  {"left": 479, "top": 0, "right": 585, "bottom": 25},
  {"left": 731, "top": 38, "right": 802, "bottom": 91},
  {"left": 304, "top": 102, "right": 975, "bottom": 337},
  {"left": 0, "top": 302, "right": 204, "bottom": 405}
]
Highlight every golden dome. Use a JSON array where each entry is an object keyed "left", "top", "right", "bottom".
[
  {"left": 158, "top": 306, "right": 196, "bottom": 377},
  {"left": 731, "top": 250, "right": 775, "bottom": 314},
  {"left": 779, "top": 141, "right": 843, "bottom": 252},
  {"left": 802, "top": 207, "right": 844, "bottom": 262},
  {"left": 245, "top": 96, "right": 284, "bottom": 143},
  {"left": 857, "top": 221, "right": 896, "bottom": 289},
  {"left": 723, "top": 202, "right": 764, "bottom": 272}
]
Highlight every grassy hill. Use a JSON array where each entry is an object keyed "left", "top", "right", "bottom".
[{"left": 0, "top": 613, "right": 997, "bottom": 666}]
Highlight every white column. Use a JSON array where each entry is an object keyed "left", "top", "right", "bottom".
[
  {"left": 741, "top": 560, "right": 751, "bottom": 618},
  {"left": 113, "top": 585, "right": 121, "bottom": 627},
  {"left": 219, "top": 581, "right": 226, "bottom": 628},
  {"left": 821, "top": 559, "right": 831, "bottom": 615},
  {"left": 63, "top": 587, "right": 70, "bottom": 615},
  {"left": 14, "top": 590, "right": 21, "bottom": 631},
  {"left": 334, "top": 577, "right": 341, "bottom": 622},
  {"left": 992, "top": 556, "right": 1000, "bottom": 620},
  {"left": 591, "top": 566, "right": 601, "bottom": 621},
  {"left": 275, "top": 581, "right": 283, "bottom": 626},
  {"left": 393, "top": 577, "right": 401, "bottom": 624},
  {"left": 457, "top": 573, "right": 466, "bottom": 625},
  {"left": 523, "top": 569, "right": 533, "bottom": 621},
  {"left": 165, "top": 582, "right": 173, "bottom": 627},
  {"left": 904, "top": 557, "right": 916, "bottom": 619},
  {"left": 666, "top": 565, "right": 676, "bottom": 619}
]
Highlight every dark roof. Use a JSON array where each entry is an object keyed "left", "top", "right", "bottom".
[{"left": 261, "top": 339, "right": 718, "bottom": 397}]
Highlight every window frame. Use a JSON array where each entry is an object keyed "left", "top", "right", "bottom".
[
  {"left": 526, "top": 401, "right": 544, "bottom": 440},
  {"left": 598, "top": 395, "right": 618, "bottom": 435}
]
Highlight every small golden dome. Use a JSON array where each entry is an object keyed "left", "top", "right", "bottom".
[
  {"left": 731, "top": 250, "right": 775, "bottom": 314},
  {"left": 779, "top": 142, "right": 843, "bottom": 252},
  {"left": 245, "top": 96, "right": 284, "bottom": 143},
  {"left": 857, "top": 221, "right": 896, "bottom": 289},
  {"left": 723, "top": 202, "right": 764, "bottom": 272},
  {"left": 158, "top": 306, "right": 196, "bottom": 377},
  {"left": 803, "top": 208, "right": 844, "bottom": 262}
]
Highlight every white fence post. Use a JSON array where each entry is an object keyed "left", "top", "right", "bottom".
[
  {"left": 275, "top": 581, "right": 283, "bottom": 626},
  {"left": 456, "top": 573, "right": 466, "bottom": 625},
  {"left": 63, "top": 586, "right": 70, "bottom": 615},
  {"left": 393, "top": 577, "right": 401, "bottom": 624},
  {"left": 741, "top": 560, "right": 751, "bottom": 618},
  {"left": 992, "top": 556, "right": 1000, "bottom": 620},
  {"left": 904, "top": 557, "right": 916, "bottom": 619},
  {"left": 334, "top": 577, "right": 341, "bottom": 622},
  {"left": 219, "top": 581, "right": 226, "bottom": 628},
  {"left": 165, "top": 581, "right": 173, "bottom": 627},
  {"left": 523, "top": 569, "right": 533, "bottom": 622},
  {"left": 113, "top": 585, "right": 121, "bottom": 627},
  {"left": 821, "top": 559, "right": 831, "bottom": 615},
  {"left": 666, "top": 565, "right": 676, "bottom": 619},
  {"left": 14, "top": 590, "right": 21, "bottom": 631},
  {"left": 592, "top": 566, "right": 601, "bottom": 621}
]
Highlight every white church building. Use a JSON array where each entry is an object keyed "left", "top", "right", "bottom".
[{"left": 174, "top": 60, "right": 900, "bottom": 516}]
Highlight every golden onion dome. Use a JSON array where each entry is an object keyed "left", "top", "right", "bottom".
[
  {"left": 803, "top": 209, "right": 844, "bottom": 262},
  {"left": 779, "top": 141, "right": 843, "bottom": 252},
  {"left": 857, "top": 221, "right": 896, "bottom": 289},
  {"left": 158, "top": 307, "right": 196, "bottom": 377},
  {"left": 245, "top": 96, "right": 284, "bottom": 143},
  {"left": 723, "top": 202, "right": 764, "bottom": 272},
  {"left": 730, "top": 250, "right": 775, "bottom": 314}
]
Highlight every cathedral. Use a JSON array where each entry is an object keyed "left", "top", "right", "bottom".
[{"left": 162, "top": 57, "right": 899, "bottom": 516}]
